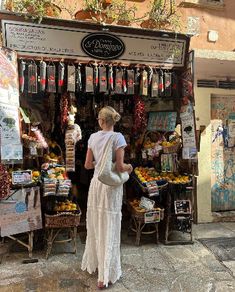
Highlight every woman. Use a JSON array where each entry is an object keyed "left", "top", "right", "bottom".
[{"left": 81, "top": 106, "right": 133, "bottom": 289}]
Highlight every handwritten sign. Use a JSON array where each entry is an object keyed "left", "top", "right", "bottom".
[
  {"left": 12, "top": 170, "right": 32, "bottom": 185},
  {"left": 144, "top": 210, "right": 161, "bottom": 223},
  {"left": 180, "top": 105, "right": 197, "bottom": 148},
  {"left": 2, "top": 20, "right": 187, "bottom": 67},
  {"left": 147, "top": 111, "right": 177, "bottom": 132}
]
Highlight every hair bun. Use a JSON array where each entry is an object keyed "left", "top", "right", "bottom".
[{"left": 113, "top": 112, "right": 121, "bottom": 122}]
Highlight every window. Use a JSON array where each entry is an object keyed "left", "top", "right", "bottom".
[{"left": 179, "top": 0, "right": 224, "bottom": 9}]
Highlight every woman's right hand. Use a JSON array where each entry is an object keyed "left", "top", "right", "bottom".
[{"left": 127, "top": 164, "right": 133, "bottom": 174}]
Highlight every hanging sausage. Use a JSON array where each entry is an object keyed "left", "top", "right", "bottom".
[
  {"left": 19, "top": 60, "right": 26, "bottom": 93},
  {"left": 67, "top": 65, "right": 76, "bottom": 93},
  {"left": 115, "top": 67, "right": 123, "bottom": 94},
  {"left": 58, "top": 62, "right": 65, "bottom": 93},
  {"left": 75, "top": 64, "right": 82, "bottom": 93},
  {"left": 127, "top": 69, "right": 135, "bottom": 95},
  {"left": 139, "top": 69, "right": 148, "bottom": 96},
  {"left": 47, "top": 64, "right": 56, "bottom": 93},
  {"left": 164, "top": 71, "right": 172, "bottom": 97},
  {"left": 99, "top": 66, "right": 107, "bottom": 93},
  {"left": 151, "top": 70, "right": 159, "bottom": 98},
  {"left": 85, "top": 66, "right": 94, "bottom": 93},
  {"left": 39, "top": 60, "right": 47, "bottom": 92},
  {"left": 108, "top": 64, "right": 114, "bottom": 92},
  {"left": 28, "top": 62, "right": 38, "bottom": 94}
]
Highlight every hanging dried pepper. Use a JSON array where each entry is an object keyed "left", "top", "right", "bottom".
[
  {"left": 133, "top": 95, "right": 147, "bottom": 134},
  {"left": 60, "top": 93, "right": 69, "bottom": 129},
  {"left": 0, "top": 164, "right": 11, "bottom": 200}
]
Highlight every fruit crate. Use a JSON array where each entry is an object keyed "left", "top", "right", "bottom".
[{"left": 131, "top": 173, "right": 168, "bottom": 193}]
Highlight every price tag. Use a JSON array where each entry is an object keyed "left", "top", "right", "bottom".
[
  {"left": 146, "top": 181, "right": 159, "bottom": 197},
  {"left": 144, "top": 210, "right": 161, "bottom": 223},
  {"left": 12, "top": 170, "right": 32, "bottom": 185}
]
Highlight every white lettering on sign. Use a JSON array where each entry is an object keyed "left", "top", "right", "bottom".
[{"left": 2, "top": 20, "right": 187, "bottom": 67}]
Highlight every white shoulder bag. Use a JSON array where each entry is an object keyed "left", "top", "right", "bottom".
[{"left": 98, "top": 134, "right": 129, "bottom": 187}]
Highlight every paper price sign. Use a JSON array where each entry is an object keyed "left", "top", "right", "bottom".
[
  {"left": 144, "top": 210, "right": 161, "bottom": 223},
  {"left": 12, "top": 170, "right": 32, "bottom": 185}
]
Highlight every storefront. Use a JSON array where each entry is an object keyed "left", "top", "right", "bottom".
[{"left": 0, "top": 13, "right": 198, "bottom": 258}]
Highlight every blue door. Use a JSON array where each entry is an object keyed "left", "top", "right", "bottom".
[{"left": 211, "top": 96, "right": 235, "bottom": 211}]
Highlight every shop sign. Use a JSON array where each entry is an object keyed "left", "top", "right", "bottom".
[
  {"left": 2, "top": 20, "right": 187, "bottom": 67},
  {"left": 81, "top": 33, "right": 125, "bottom": 60}
]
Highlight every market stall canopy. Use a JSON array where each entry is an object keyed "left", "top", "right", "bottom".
[{"left": 0, "top": 11, "right": 190, "bottom": 70}]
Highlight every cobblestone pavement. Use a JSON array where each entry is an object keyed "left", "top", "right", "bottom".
[{"left": 0, "top": 222, "right": 235, "bottom": 292}]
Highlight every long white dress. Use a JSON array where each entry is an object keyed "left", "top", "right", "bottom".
[{"left": 81, "top": 130, "right": 127, "bottom": 286}]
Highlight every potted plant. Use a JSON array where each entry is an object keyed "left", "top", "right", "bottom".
[
  {"left": 140, "top": 0, "right": 180, "bottom": 31},
  {"left": 74, "top": 0, "right": 113, "bottom": 24},
  {"left": 107, "top": 0, "right": 137, "bottom": 26},
  {"left": 13, "top": 0, "right": 61, "bottom": 23}
]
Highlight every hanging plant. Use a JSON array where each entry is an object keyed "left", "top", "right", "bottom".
[
  {"left": 106, "top": 0, "right": 137, "bottom": 26},
  {"left": 13, "top": 0, "right": 61, "bottom": 23},
  {"left": 140, "top": 0, "right": 181, "bottom": 31},
  {"left": 74, "top": 0, "right": 113, "bottom": 24}
]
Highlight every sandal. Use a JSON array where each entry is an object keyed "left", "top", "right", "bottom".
[
  {"left": 97, "top": 281, "right": 112, "bottom": 290},
  {"left": 97, "top": 282, "right": 106, "bottom": 290}
]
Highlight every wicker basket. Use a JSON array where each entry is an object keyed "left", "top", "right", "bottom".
[
  {"left": 45, "top": 211, "right": 81, "bottom": 228},
  {"left": 162, "top": 132, "right": 181, "bottom": 154},
  {"left": 142, "top": 131, "right": 162, "bottom": 148},
  {"left": 128, "top": 201, "right": 164, "bottom": 221}
]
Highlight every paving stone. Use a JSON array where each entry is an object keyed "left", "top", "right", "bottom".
[
  {"left": 222, "top": 261, "right": 235, "bottom": 277},
  {"left": 0, "top": 223, "right": 235, "bottom": 291}
]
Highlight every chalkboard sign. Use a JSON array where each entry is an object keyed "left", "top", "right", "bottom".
[{"left": 174, "top": 200, "right": 192, "bottom": 215}]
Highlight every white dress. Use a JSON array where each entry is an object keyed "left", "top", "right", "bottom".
[{"left": 81, "top": 131, "right": 127, "bottom": 286}]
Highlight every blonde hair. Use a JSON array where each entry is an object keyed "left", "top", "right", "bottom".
[{"left": 98, "top": 106, "right": 121, "bottom": 126}]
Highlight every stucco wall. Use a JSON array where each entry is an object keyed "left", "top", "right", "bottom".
[
  {"left": 178, "top": 0, "right": 235, "bottom": 51},
  {"left": 54, "top": 1, "right": 235, "bottom": 52},
  {"left": 194, "top": 87, "right": 235, "bottom": 222}
]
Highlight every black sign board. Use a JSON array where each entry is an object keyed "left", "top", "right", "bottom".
[
  {"left": 174, "top": 200, "right": 192, "bottom": 215},
  {"left": 81, "top": 33, "right": 125, "bottom": 60}
]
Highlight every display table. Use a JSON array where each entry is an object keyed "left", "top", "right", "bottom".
[
  {"left": 44, "top": 212, "right": 81, "bottom": 259},
  {"left": 127, "top": 201, "right": 164, "bottom": 246},
  {"left": 0, "top": 186, "right": 42, "bottom": 260}
]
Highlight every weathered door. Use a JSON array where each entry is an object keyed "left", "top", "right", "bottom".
[{"left": 211, "top": 95, "right": 235, "bottom": 211}]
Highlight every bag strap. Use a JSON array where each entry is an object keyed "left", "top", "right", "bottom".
[{"left": 99, "top": 133, "right": 116, "bottom": 167}]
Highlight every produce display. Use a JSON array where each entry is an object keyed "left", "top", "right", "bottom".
[
  {"left": 128, "top": 198, "right": 162, "bottom": 214},
  {"left": 134, "top": 167, "right": 191, "bottom": 185},
  {"left": 41, "top": 163, "right": 68, "bottom": 180},
  {"left": 54, "top": 200, "right": 79, "bottom": 213}
]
